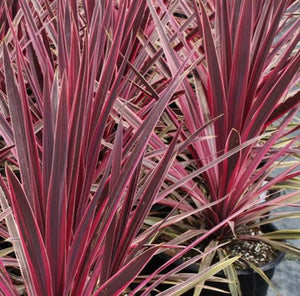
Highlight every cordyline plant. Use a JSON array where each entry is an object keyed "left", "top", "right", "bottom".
[
  {"left": 153, "top": 0, "right": 300, "bottom": 228},
  {"left": 163, "top": 0, "right": 300, "bottom": 228},
  {"left": 0, "top": 0, "right": 246, "bottom": 295},
  {"left": 131, "top": 0, "right": 300, "bottom": 294}
]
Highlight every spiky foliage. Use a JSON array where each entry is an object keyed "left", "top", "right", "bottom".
[
  {"left": 0, "top": 1, "right": 299, "bottom": 295},
  {"left": 145, "top": 0, "right": 300, "bottom": 230},
  {"left": 140, "top": 0, "right": 300, "bottom": 293},
  {"left": 0, "top": 1, "right": 243, "bottom": 295},
  {"left": 0, "top": 0, "right": 189, "bottom": 295}
]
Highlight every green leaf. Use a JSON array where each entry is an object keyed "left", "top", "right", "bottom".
[
  {"left": 218, "top": 250, "right": 241, "bottom": 296},
  {"left": 260, "top": 230, "right": 300, "bottom": 240},
  {"left": 157, "top": 257, "right": 239, "bottom": 296}
]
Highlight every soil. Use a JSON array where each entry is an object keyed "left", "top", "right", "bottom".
[{"left": 224, "top": 239, "right": 278, "bottom": 270}]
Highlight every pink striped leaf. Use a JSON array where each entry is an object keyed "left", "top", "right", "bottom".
[{"left": 6, "top": 167, "right": 53, "bottom": 296}]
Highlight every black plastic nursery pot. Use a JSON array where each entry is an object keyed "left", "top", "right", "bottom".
[{"left": 142, "top": 223, "right": 284, "bottom": 296}]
